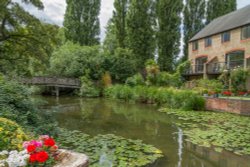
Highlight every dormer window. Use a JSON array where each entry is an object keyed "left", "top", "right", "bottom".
[
  {"left": 241, "top": 25, "right": 250, "bottom": 40},
  {"left": 205, "top": 37, "right": 212, "bottom": 47},
  {"left": 221, "top": 31, "right": 230, "bottom": 43},
  {"left": 192, "top": 41, "right": 198, "bottom": 51}
]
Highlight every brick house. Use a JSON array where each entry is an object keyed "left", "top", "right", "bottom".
[{"left": 184, "top": 4, "right": 250, "bottom": 81}]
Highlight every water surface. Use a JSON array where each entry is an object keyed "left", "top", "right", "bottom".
[{"left": 41, "top": 96, "right": 250, "bottom": 167}]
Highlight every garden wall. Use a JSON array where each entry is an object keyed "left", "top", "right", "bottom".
[{"left": 205, "top": 97, "right": 250, "bottom": 115}]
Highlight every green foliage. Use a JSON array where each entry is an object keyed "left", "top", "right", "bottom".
[
  {"left": 79, "top": 76, "right": 101, "bottom": 97},
  {"left": 0, "top": 77, "right": 58, "bottom": 136},
  {"left": 50, "top": 44, "right": 136, "bottom": 83},
  {"left": 49, "top": 43, "right": 103, "bottom": 79},
  {"left": 155, "top": 72, "right": 182, "bottom": 87},
  {"left": 103, "top": 20, "right": 118, "bottom": 54},
  {"left": 0, "top": 1, "right": 59, "bottom": 76},
  {"left": 160, "top": 109, "right": 250, "bottom": 155},
  {"left": 206, "top": 0, "right": 236, "bottom": 24},
  {"left": 125, "top": 73, "right": 144, "bottom": 87},
  {"left": 126, "top": 0, "right": 155, "bottom": 69},
  {"left": 144, "top": 59, "right": 183, "bottom": 87},
  {"left": 156, "top": 0, "right": 183, "bottom": 71},
  {"left": 0, "top": 118, "right": 27, "bottom": 151},
  {"left": 230, "top": 68, "right": 249, "bottom": 91},
  {"left": 107, "top": 48, "right": 137, "bottom": 83},
  {"left": 64, "top": 0, "right": 101, "bottom": 46},
  {"left": 113, "top": 0, "right": 128, "bottom": 48},
  {"left": 175, "top": 61, "right": 191, "bottom": 75},
  {"left": 104, "top": 85, "right": 205, "bottom": 110},
  {"left": 183, "top": 0, "right": 205, "bottom": 61},
  {"left": 193, "top": 79, "right": 224, "bottom": 94},
  {"left": 57, "top": 129, "right": 163, "bottom": 167},
  {"left": 145, "top": 59, "right": 160, "bottom": 86}
]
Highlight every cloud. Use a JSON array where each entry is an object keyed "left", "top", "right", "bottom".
[
  {"left": 237, "top": 0, "right": 250, "bottom": 9},
  {"left": 15, "top": 0, "right": 250, "bottom": 42},
  {"left": 99, "top": 0, "right": 114, "bottom": 40},
  {"left": 17, "top": 0, "right": 114, "bottom": 41}
]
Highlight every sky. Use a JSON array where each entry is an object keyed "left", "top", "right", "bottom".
[{"left": 18, "top": 0, "right": 250, "bottom": 41}]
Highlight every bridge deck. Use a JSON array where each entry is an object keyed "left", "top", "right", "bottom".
[{"left": 20, "top": 77, "right": 81, "bottom": 88}]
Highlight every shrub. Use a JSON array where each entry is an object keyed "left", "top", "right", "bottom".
[
  {"left": 104, "top": 85, "right": 205, "bottom": 110},
  {"left": 0, "top": 76, "right": 58, "bottom": 136},
  {"left": 107, "top": 48, "right": 137, "bottom": 83},
  {"left": 155, "top": 72, "right": 182, "bottom": 87},
  {"left": 143, "top": 59, "right": 184, "bottom": 87},
  {"left": 49, "top": 43, "right": 104, "bottom": 80},
  {"left": 230, "top": 68, "right": 249, "bottom": 92},
  {"left": 145, "top": 59, "right": 160, "bottom": 86},
  {"left": 0, "top": 118, "right": 27, "bottom": 151},
  {"left": 101, "top": 71, "right": 112, "bottom": 88},
  {"left": 192, "top": 79, "right": 224, "bottom": 95},
  {"left": 79, "top": 76, "right": 101, "bottom": 97},
  {"left": 125, "top": 73, "right": 144, "bottom": 87}
]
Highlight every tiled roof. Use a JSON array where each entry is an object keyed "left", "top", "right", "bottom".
[{"left": 190, "top": 4, "right": 250, "bottom": 42}]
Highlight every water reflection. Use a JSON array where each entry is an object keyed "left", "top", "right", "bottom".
[
  {"left": 177, "top": 128, "right": 183, "bottom": 167},
  {"left": 40, "top": 96, "right": 250, "bottom": 167},
  {"left": 98, "top": 145, "right": 114, "bottom": 167}
]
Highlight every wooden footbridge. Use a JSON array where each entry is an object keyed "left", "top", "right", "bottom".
[{"left": 20, "top": 76, "right": 81, "bottom": 96}]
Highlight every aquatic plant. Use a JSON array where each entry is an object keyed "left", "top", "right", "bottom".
[
  {"left": 160, "top": 109, "right": 250, "bottom": 155},
  {"left": 57, "top": 129, "right": 163, "bottom": 167},
  {"left": 104, "top": 85, "right": 205, "bottom": 110}
]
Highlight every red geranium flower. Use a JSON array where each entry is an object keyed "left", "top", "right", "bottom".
[
  {"left": 36, "top": 151, "right": 49, "bottom": 163},
  {"left": 44, "top": 138, "right": 55, "bottom": 147},
  {"left": 222, "top": 91, "right": 232, "bottom": 96},
  {"left": 29, "top": 153, "right": 37, "bottom": 163},
  {"left": 238, "top": 91, "right": 246, "bottom": 96},
  {"left": 27, "top": 145, "right": 36, "bottom": 153}
]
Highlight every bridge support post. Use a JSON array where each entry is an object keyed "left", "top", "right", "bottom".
[{"left": 55, "top": 86, "right": 59, "bottom": 97}]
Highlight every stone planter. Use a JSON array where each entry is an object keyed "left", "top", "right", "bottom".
[{"left": 54, "top": 149, "right": 89, "bottom": 167}]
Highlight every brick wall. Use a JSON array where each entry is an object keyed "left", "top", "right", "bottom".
[
  {"left": 205, "top": 97, "right": 250, "bottom": 115},
  {"left": 189, "top": 27, "right": 250, "bottom": 65}
]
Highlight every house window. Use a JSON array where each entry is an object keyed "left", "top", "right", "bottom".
[
  {"left": 241, "top": 25, "right": 250, "bottom": 40},
  {"left": 192, "top": 41, "right": 198, "bottom": 51},
  {"left": 226, "top": 50, "right": 244, "bottom": 69},
  {"left": 205, "top": 37, "right": 212, "bottom": 47},
  {"left": 195, "top": 56, "right": 207, "bottom": 73},
  {"left": 221, "top": 31, "right": 230, "bottom": 43}
]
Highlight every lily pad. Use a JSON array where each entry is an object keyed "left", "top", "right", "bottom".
[{"left": 57, "top": 129, "right": 163, "bottom": 167}]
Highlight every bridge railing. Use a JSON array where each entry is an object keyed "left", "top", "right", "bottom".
[{"left": 20, "top": 77, "right": 81, "bottom": 87}]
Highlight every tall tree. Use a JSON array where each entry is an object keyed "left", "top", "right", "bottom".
[
  {"left": 0, "top": 0, "right": 59, "bottom": 76},
  {"left": 206, "top": 0, "right": 237, "bottom": 24},
  {"left": 183, "top": 0, "right": 205, "bottom": 61},
  {"left": 63, "top": 0, "right": 101, "bottom": 46},
  {"left": 156, "top": 0, "right": 183, "bottom": 71},
  {"left": 0, "top": 0, "right": 43, "bottom": 42},
  {"left": 126, "top": 0, "right": 155, "bottom": 69},
  {"left": 113, "top": 0, "right": 128, "bottom": 48},
  {"left": 103, "top": 19, "right": 118, "bottom": 54}
]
